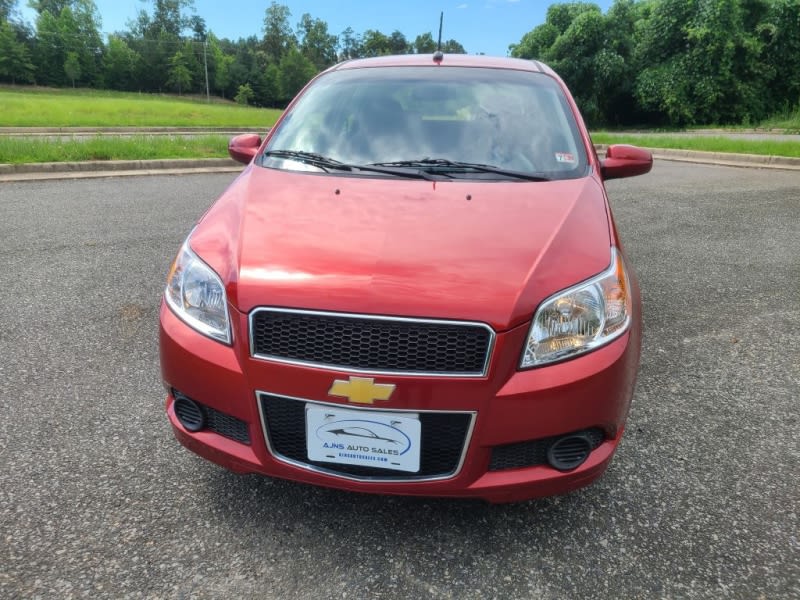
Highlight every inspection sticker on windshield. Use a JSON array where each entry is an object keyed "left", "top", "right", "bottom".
[
  {"left": 555, "top": 152, "right": 576, "bottom": 163},
  {"left": 306, "top": 405, "right": 421, "bottom": 473}
]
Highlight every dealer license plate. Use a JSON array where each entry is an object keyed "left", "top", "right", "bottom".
[{"left": 306, "top": 405, "right": 421, "bottom": 473}]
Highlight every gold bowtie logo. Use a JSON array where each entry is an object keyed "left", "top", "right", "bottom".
[{"left": 328, "top": 377, "right": 396, "bottom": 405}]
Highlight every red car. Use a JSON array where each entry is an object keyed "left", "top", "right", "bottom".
[{"left": 160, "top": 54, "right": 652, "bottom": 503}]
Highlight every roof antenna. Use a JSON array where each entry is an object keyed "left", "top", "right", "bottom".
[{"left": 433, "top": 12, "right": 444, "bottom": 63}]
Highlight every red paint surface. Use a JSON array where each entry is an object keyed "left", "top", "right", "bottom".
[{"left": 160, "top": 54, "right": 646, "bottom": 502}]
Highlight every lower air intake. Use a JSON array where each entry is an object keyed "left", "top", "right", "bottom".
[
  {"left": 173, "top": 390, "right": 251, "bottom": 445},
  {"left": 489, "top": 428, "right": 604, "bottom": 472}
]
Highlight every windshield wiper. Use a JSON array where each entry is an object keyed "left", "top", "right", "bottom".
[
  {"left": 262, "top": 149, "right": 348, "bottom": 172},
  {"left": 262, "top": 149, "right": 438, "bottom": 180},
  {"left": 370, "top": 158, "right": 551, "bottom": 182}
]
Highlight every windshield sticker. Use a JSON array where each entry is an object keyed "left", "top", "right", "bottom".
[{"left": 555, "top": 152, "right": 576, "bottom": 164}]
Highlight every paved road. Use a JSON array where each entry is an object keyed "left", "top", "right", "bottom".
[{"left": 1, "top": 163, "right": 798, "bottom": 598}]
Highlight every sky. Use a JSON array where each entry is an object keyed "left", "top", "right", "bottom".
[{"left": 19, "top": 0, "right": 616, "bottom": 57}]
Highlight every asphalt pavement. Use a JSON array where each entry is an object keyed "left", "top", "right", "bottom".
[{"left": 1, "top": 163, "right": 798, "bottom": 598}]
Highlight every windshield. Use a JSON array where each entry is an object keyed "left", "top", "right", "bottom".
[{"left": 261, "top": 66, "right": 588, "bottom": 181}]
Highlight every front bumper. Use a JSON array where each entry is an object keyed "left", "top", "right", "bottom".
[{"left": 160, "top": 301, "right": 640, "bottom": 503}]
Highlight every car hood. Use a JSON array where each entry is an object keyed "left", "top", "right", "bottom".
[{"left": 190, "top": 166, "right": 611, "bottom": 331}]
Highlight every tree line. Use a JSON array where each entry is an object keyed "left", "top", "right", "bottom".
[
  {"left": 510, "top": 0, "right": 800, "bottom": 126},
  {"left": 0, "top": 0, "right": 466, "bottom": 107},
  {"left": 2, "top": 0, "right": 798, "bottom": 126}
]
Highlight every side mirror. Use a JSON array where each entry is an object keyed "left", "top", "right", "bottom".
[
  {"left": 600, "top": 144, "right": 653, "bottom": 180},
  {"left": 228, "top": 133, "right": 262, "bottom": 165}
]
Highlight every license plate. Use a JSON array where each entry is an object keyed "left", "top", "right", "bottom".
[{"left": 306, "top": 405, "right": 421, "bottom": 473}]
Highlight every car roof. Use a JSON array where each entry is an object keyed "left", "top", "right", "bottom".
[{"left": 328, "top": 53, "right": 556, "bottom": 77}]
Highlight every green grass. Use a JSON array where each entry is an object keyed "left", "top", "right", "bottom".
[
  {"left": 592, "top": 133, "right": 800, "bottom": 158},
  {"left": 0, "top": 135, "right": 231, "bottom": 163},
  {"left": 0, "top": 86, "right": 281, "bottom": 128},
  {"left": 756, "top": 107, "right": 800, "bottom": 132}
]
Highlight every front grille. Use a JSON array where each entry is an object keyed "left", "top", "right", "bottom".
[
  {"left": 488, "top": 428, "right": 604, "bottom": 471},
  {"left": 259, "top": 393, "right": 473, "bottom": 480},
  {"left": 250, "top": 309, "right": 493, "bottom": 376},
  {"left": 173, "top": 391, "right": 251, "bottom": 444}
]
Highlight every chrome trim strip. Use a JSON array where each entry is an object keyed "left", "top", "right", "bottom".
[
  {"left": 248, "top": 307, "right": 496, "bottom": 378},
  {"left": 256, "top": 391, "right": 477, "bottom": 483}
]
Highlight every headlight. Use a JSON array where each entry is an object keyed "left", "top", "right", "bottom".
[
  {"left": 520, "top": 248, "right": 632, "bottom": 368},
  {"left": 165, "top": 242, "right": 231, "bottom": 344}
]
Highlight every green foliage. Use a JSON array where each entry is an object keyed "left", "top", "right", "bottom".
[
  {"left": 633, "top": 0, "right": 773, "bottom": 125},
  {"left": 361, "top": 29, "right": 391, "bottom": 57},
  {"left": 0, "top": 19, "right": 35, "bottom": 83},
  {"left": 1, "top": 1, "right": 469, "bottom": 110},
  {"left": 63, "top": 50, "right": 80, "bottom": 87},
  {"left": 234, "top": 82, "right": 254, "bottom": 105},
  {"left": 31, "top": 1, "right": 103, "bottom": 87},
  {"left": 512, "top": 0, "right": 635, "bottom": 125},
  {"left": 339, "top": 27, "right": 361, "bottom": 59},
  {"left": 167, "top": 50, "right": 191, "bottom": 94},
  {"left": 262, "top": 1, "right": 294, "bottom": 62},
  {"left": 277, "top": 47, "right": 316, "bottom": 100},
  {"left": 441, "top": 39, "right": 466, "bottom": 53},
  {"left": 8, "top": 0, "right": 795, "bottom": 129},
  {"left": 414, "top": 32, "right": 436, "bottom": 54},
  {"left": 297, "top": 13, "right": 337, "bottom": 70},
  {"left": 511, "top": 0, "right": 797, "bottom": 128},
  {"left": 103, "top": 36, "right": 138, "bottom": 91}
]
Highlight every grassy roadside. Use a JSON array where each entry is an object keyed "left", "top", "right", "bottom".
[
  {"left": 3, "top": 132, "right": 799, "bottom": 164},
  {"left": 753, "top": 107, "right": 800, "bottom": 131},
  {"left": 1, "top": 86, "right": 798, "bottom": 163},
  {"left": 592, "top": 133, "right": 800, "bottom": 158},
  {"left": 0, "top": 86, "right": 280, "bottom": 128},
  {"left": 0, "top": 135, "right": 230, "bottom": 163}
]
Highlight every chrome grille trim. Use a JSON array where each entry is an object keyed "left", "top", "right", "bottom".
[
  {"left": 248, "top": 307, "right": 495, "bottom": 378},
  {"left": 256, "top": 392, "right": 477, "bottom": 483}
]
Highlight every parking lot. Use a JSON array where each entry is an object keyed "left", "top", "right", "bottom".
[{"left": 1, "top": 162, "right": 798, "bottom": 598}]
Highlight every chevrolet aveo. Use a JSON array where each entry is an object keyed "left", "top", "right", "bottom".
[{"left": 160, "top": 54, "right": 652, "bottom": 503}]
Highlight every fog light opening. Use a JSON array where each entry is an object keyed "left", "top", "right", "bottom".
[
  {"left": 547, "top": 434, "right": 593, "bottom": 472},
  {"left": 173, "top": 393, "right": 206, "bottom": 432}
]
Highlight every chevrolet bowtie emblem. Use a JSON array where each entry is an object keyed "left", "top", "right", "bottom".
[{"left": 328, "top": 377, "right": 396, "bottom": 405}]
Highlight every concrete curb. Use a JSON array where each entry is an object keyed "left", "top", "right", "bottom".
[
  {"left": 2, "top": 146, "right": 799, "bottom": 183},
  {"left": 0, "top": 158, "right": 241, "bottom": 182},
  {"left": 0, "top": 126, "right": 258, "bottom": 134},
  {"left": 0, "top": 157, "right": 239, "bottom": 174}
]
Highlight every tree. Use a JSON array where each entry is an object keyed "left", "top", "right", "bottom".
[
  {"left": 234, "top": 82, "right": 254, "bottom": 105},
  {"left": 64, "top": 50, "right": 80, "bottom": 86},
  {"left": 0, "top": 19, "right": 35, "bottom": 83},
  {"left": 1, "top": 0, "right": 16, "bottom": 21},
  {"left": 277, "top": 46, "right": 316, "bottom": 102},
  {"left": 634, "top": 0, "right": 772, "bottom": 125},
  {"left": 762, "top": 0, "right": 800, "bottom": 111},
  {"left": 361, "top": 29, "right": 390, "bottom": 56},
  {"left": 387, "top": 30, "right": 409, "bottom": 54},
  {"left": 509, "top": 23, "right": 559, "bottom": 58},
  {"left": 32, "top": 0, "right": 103, "bottom": 87},
  {"left": 297, "top": 13, "right": 337, "bottom": 70},
  {"left": 208, "top": 34, "right": 232, "bottom": 96},
  {"left": 167, "top": 49, "right": 191, "bottom": 93},
  {"left": 413, "top": 32, "right": 436, "bottom": 53},
  {"left": 263, "top": 1, "right": 294, "bottom": 62},
  {"left": 127, "top": 0, "right": 197, "bottom": 92},
  {"left": 103, "top": 35, "right": 138, "bottom": 90},
  {"left": 441, "top": 39, "right": 466, "bottom": 53},
  {"left": 339, "top": 26, "right": 361, "bottom": 59}
]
